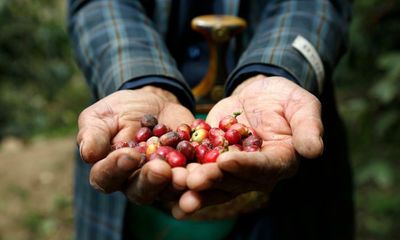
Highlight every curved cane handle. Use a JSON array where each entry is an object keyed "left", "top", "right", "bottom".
[{"left": 191, "top": 15, "right": 246, "bottom": 113}]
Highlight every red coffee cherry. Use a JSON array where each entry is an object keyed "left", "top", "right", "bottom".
[
  {"left": 243, "top": 145, "right": 260, "bottom": 152},
  {"left": 176, "top": 140, "right": 195, "bottom": 162},
  {"left": 210, "top": 135, "right": 229, "bottom": 148},
  {"left": 229, "top": 123, "right": 249, "bottom": 137},
  {"left": 166, "top": 150, "right": 187, "bottom": 168},
  {"left": 140, "top": 114, "right": 158, "bottom": 129},
  {"left": 159, "top": 131, "right": 180, "bottom": 147},
  {"left": 111, "top": 141, "right": 129, "bottom": 150},
  {"left": 191, "top": 119, "right": 211, "bottom": 131},
  {"left": 242, "top": 135, "right": 263, "bottom": 148},
  {"left": 219, "top": 115, "right": 238, "bottom": 131},
  {"left": 156, "top": 146, "right": 175, "bottom": 159},
  {"left": 202, "top": 149, "right": 220, "bottom": 164},
  {"left": 177, "top": 130, "right": 190, "bottom": 141},
  {"left": 176, "top": 123, "right": 192, "bottom": 136},
  {"left": 135, "top": 127, "right": 152, "bottom": 142},
  {"left": 195, "top": 144, "right": 210, "bottom": 163},
  {"left": 224, "top": 129, "right": 242, "bottom": 145},
  {"left": 209, "top": 128, "right": 225, "bottom": 138},
  {"left": 153, "top": 123, "right": 169, "bottom": 137}
]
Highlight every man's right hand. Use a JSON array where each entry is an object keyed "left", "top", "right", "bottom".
[{"left": 77, "top": 86, "right": 195, "bottom": 205}]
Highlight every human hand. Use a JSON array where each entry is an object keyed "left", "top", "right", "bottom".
[
  {"left": 173, "top": 75, "right": 324, "bottom": 218},
  {"left": 77, "top": 86, "right": 195, "bottom": 205}
]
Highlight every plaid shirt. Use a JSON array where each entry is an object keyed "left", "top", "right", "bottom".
[{"left": 68, "top": 1, "right": 352, "bottom": 239}]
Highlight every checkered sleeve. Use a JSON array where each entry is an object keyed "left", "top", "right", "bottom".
[
  {"left": 67, "top": 0, "right": 195, "bottom": 109},
  {"left": 226, "top": 0, "right": 351, "bottom": 96}
]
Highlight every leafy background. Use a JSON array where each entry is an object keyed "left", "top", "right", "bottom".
[{"left": 0, "top": 0, "right": 399, "bottom": 239}]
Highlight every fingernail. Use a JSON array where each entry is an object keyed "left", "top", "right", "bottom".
[
  {"left": 148, "top": 171, "right": 168, "bottom": 184},
  {"left": 183, "top": 192, "right": 202, "bottom": 213},
  {"left": 117, "top": 155, "right": 137, "bottom": 171},
  {"left": 171, "top": 205, "right": 187, "bottom": 219},
  {"left": 313, "top": 136, "right": 323, "bottom": 148},
  {"left": 173, "top": 182, "right": 186, "bottom": 191},
  {"left": 218, "top": 157, "right": 239, "bottom": 172},
  {"left": 79, "top": 141, "right": 85, "bottom": 161},
  {"left": 318, "top": 136, "right": 324, "bottom": 154},
  {"left": 89, "top": 178, "right": 106, "bottom": 193}
]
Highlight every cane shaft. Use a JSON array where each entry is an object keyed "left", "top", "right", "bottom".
[{"left": 191, "top": 15, "right": 246, "bottom": 113}]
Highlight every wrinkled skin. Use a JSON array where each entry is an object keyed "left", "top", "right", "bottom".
[
  {"left": 173, "top": 75, "right": 324, "bottom": 218},
  {"left": 77, "top": 86, "right": 194, "bottom": 205},
  {"left": 77, "top": 75, "right": 324, "bottom": 219}
]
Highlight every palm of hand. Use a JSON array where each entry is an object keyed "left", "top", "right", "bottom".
[
  {"left": 206, "top": 77, "right": 301, "bottom": 191},
  {"left": 78, "top": 87, "right": 193, "bottom": 154},
  {"left": 212, "top": 75, "right": 324, "bottom": 171},
  {"left": 78, "top": 87, "right": 194, "bottom": 161},
  {"left": 175, "top": 76, "right": 323, "bottom": 218},
  {"left": 207, "top": 77, "right": 295, "bottom": 170},
  {"left": 77, "top": 87, "right": 195, "bottom": 205}
]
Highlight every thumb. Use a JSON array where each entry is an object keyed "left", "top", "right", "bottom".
[
  {"left": 288, "top": 96, "right": 324, "bottom": 159},
  {"left": 158, "top": 103, "right": 196, "bottom": 130},
  {"left": 77, "top": 106, "right": 118, "bottom": 163}
]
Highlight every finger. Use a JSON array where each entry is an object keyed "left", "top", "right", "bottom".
[
  {"left": 186, "top": 163, "right": 201, "bottom": 172},
  {"left": 186, "top": 163, "right": 221, "bottom": 190},
  {"left": 205, "top": 98, "right": 230, "bottom": 127},
  {"left": 178, "top": 190, "right": 233, "bottom": 215},
  {"left": 205, "top": 97, "right": 243, "bottom": 128},
  {"left": 171, "top": 202, "right": 188, "bottom": 219},
  {"left": 112, "top": 124, "right": 141, "bottom": 144},
  {"left": 171, "top": 167, "right": 188, "bottom": 191},
  {"left": 178, "top": 190, "right": 202, "bottom": 214},
  {"left": 77, "top": 107, "right": 118, "bottom": 163},
  {"left": 158, "top": 104, "right": 195, "bottom": 130},
  {"left": 124, "top": 159, "right": 172, "bottom": 204},
  {"left": 89, "top": 148, "right": 143, "bottom": 193},
  {"left": 158, "top": 167, "right": 188, "bottom": 202},
  {"left": 187, "top": 162, "right": 264, "bottom": 193},
  {"left": 217, "top": 144, "right": 298, "bottom": 181},
  {"left": 287, "top": 94, "right": 324, "bottom": 159}
]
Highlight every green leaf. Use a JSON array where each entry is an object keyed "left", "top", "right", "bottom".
[
  {"left": 356, "top": 161, "right": 394, "bottom": 189},
  {"left": 375, "top": 110, "right": 400, "bottom": 138}
]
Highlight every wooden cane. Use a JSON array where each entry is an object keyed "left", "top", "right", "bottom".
[{"left": 191, "top": 15, "right": 247, "bottom": 113}]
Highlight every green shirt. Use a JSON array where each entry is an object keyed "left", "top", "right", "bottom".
[{"left": 127, "top": 204, "right": 235, "bottom": 240}]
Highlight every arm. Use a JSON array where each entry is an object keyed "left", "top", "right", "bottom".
[
  {"left": 226, "top": 0, "right": 351, "bottom": 96},
  {"left": 68, "top": 1, "right": 195, "bottom": 207},
  {"left": 68, "top": 0, "right": 195, "bottom": 110},
  {"left": 177, "top": 0, "right": 351, "bottom": 218}
]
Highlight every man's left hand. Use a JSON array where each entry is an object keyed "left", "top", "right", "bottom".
[{"left": 172, "top": 75, "right": 324, "bottom": 218}]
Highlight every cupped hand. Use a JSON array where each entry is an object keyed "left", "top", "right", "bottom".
[
  {"left": 173, "top": 75, "right": 324, "bottom": 218},
  {"left": 77, "top": 86, "right": 195, "bottom": 205}
]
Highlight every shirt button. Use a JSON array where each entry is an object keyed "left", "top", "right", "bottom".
[{"left": 187, "top": 46, "right": 201, "bottom": 60}]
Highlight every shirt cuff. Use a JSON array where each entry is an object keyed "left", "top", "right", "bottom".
[
  {"left": 120, "top": 76, "right": 196, "bottom": 113},
  {"left": 225, "top": 64, "right": 299, "bottom": 96}
]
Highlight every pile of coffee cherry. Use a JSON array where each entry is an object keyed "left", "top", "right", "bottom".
[{"left": 111, "top": 113, "right": 262, "bottom": 168}]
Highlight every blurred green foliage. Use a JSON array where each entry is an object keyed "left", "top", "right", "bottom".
[
  {"left": 0, "top": 0, "right": 89, "bottom": 139},
  {"left": 0, "top": 0, "right": 399, "bottom": 239},
  {"left": 334, "top": 0, "right": 400, "bottom": 239}
]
